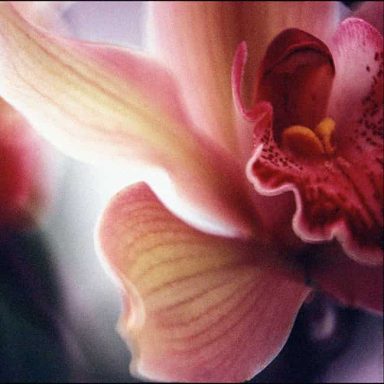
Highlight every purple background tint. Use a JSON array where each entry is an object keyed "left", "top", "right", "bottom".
[{"left": 35, "top": 2, "right": 382, "bottom": 382}]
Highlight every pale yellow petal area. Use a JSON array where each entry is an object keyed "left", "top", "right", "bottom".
[
  {"left": 0, "top": 2, "right": 260, "bottom": 238},
  {"left": 149, "top": 1, "right": 342, "bottom": 156},
  {"left": 97, "top": 183, "right": 310, "bottom": 383}
]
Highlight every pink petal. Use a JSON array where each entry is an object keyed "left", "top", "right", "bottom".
[
  {"left": 0, "top": 2, "right": 260, "bottom": 238},
  {"left": 149, "top": 2, "right": 343, "bottom": 156},
  {"left": 232, "top": 41, "right": 273, "bottom": 124},
  {"left": 96, "top": 183, "right": 310, "bottom": 383},
  {"left": 328, "top": 18, "right": 383, "bottom": 130},
  {"left": 327, "top": 18, "right": 383, "bottom": 263},
  {"left": 309, "top": 243, "right": 383, "bottom": 314},
  {"left": 327, "top": 16, "right": 383, "bottom": 195},
  {"left": 247, "top": 23, "right": 383, "bottom": 265},
  {"left": 12, "top": 1, "right": 72, "bottom": 33},
  {"left": 353, "top": 1, "right": 384, "bottom": 34},
  {"left": 247, "top": 110, "right": 382, "bottom": 265}
]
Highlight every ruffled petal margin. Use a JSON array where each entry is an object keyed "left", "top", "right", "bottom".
[{"left": 244, "top": 20, "right": 383, "bottom": 264}]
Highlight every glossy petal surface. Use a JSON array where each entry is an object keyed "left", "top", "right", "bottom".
[{"left": 97, "top": 183, "right": 309, "bottom": 383}]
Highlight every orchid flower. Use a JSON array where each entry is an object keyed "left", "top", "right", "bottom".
[{"left": 0, "top": 2, "right": 382, "bottom": 383}]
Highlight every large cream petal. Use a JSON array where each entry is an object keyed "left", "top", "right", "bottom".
[
  {"left": 0, "top": 2, "right": 260, "bottom": 238},
  {"left": 96, "top": 183, "right": 310, "bottom": 383},
  {"left": 148, "top": 1, "right": 343, "bottom": 156}
]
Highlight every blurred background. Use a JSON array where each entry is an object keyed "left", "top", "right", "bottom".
[{"left": 1, "top": 2, "right": 382, "bottom": 382}]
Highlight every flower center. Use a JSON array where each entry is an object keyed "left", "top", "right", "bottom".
[{"left": 281, "top": 117, "right": 335, "bottom": 158}]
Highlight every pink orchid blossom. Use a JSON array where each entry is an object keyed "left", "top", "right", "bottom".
[{"left": 0, "top": 2, "right": 382, "bottom": 383}]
